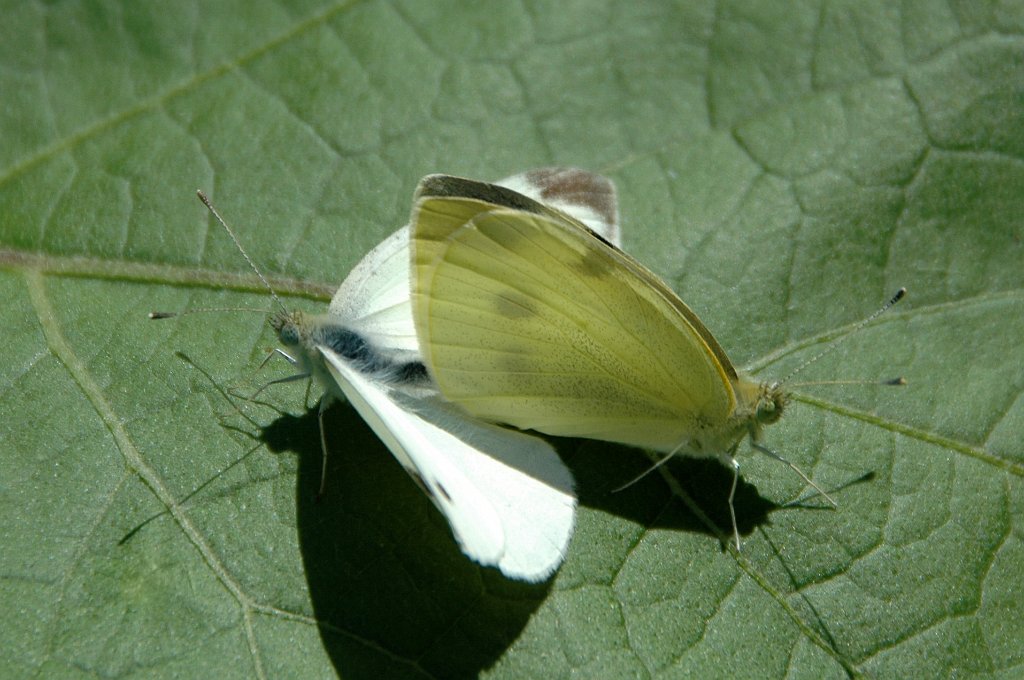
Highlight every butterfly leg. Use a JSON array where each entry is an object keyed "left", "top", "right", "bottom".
[
  {"left": 723, "top": 450, "right": 742, "bottom": 551},
  {"left": 260, "top": 347, "right": 298, "bottom": 369},
  {"left": 251, "top": 369, "right": 309, "bottom": 398},
  {"left": 316, "top": 394, "right": 337, "bottom": 499}
]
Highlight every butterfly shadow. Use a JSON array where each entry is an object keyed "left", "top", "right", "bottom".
[
  {"left": 565, "top": 441, "right": 785, "bottom": 548},
  {"left": 260, "top": 402, "right": 557, "bottom": 679}
]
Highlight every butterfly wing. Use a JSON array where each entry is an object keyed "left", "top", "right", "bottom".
[
  {"left": 329, "top": 169, "right": 622, "bottom": 362},
  {"left": 412, "top": 199, "right": 736, "bottom": 454},
  {"left": 319, "top": 345, "right": 576, "bottom": 582},
  {"left": 494, "top": 167, "right": 620, "bottom": 248},
  {"left": 328, "top": 225, "right": 421, "bottom": 362}
]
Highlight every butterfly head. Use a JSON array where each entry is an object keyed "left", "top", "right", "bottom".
[
  {"left": 755, "top": 381, "right": 788, "bottom": 427},
  {"left": 270, "top": 310, "right": 310, "bottom": 350}
]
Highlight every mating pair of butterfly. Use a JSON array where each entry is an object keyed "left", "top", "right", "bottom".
[{"left": 170, "top": 168, "right": 901, "bottom": 582}]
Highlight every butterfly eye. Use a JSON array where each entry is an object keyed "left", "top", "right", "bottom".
[
  {"left": 271, "top": 313, "right": 301, "bottom": 347},
  {"left": 279, "top": 325, "right": 300, "bottom": 347},
  {"left": 756, "top": 389, "right": 787, "bottom": 425}
]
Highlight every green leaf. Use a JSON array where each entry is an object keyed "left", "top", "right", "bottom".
[{"left": 2, "top": 1, "right": 1022, "bottom": 678}]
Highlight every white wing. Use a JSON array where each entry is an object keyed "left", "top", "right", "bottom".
[
  {"left": 494, "top": 167, "right": 620, "bottom": 247},
  {"left": 328, "top": 226, "right": 420, "bottom": 361},
  {"left": 328, "top": 168, "right": 621, "bottom": 359},
  {"left": 319, "top": 346, "right": 576, "bottom": 582}
]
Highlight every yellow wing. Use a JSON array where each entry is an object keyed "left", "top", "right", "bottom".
[{"left": 412, "top": 190, "right": 739, "bottom": 453}]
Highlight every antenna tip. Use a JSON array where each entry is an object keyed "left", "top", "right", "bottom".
[
  {"left": 893, "top": 287, "right": 907, "bottom": 302},
  {"left": 149, "top": 311, "right": 177, "bottom": 320},
  {"left": 885, "top": 376, "right": 908, "bottom": 386},
  {"left": 196, "top": 190, "right": 212, "bottom": 208}
]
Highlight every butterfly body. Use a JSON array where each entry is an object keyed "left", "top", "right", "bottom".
[{"left": 272, "top": 310, "right": 428, "bottom": 392}]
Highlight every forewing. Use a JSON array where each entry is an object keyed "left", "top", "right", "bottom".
[
  {"left": 413, "top": 202, "right": 734, "bottom": 453},
  {"left": 328, "top": 226, "right": 420, "bottom": 357}
]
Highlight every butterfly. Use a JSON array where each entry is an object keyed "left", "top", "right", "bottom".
[
  {"left": 265, "top": 168, "right": 621, "bottom": 580},
  {"left": 410, "top": 174, "right": 903, "bottom": 549}
]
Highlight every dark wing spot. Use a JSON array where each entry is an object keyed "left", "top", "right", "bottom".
[
  {"left": 569, "top": 247, "right": 613, "bottom": 279},
  {"left": 494, "top": 292, "right": 536, "bottom": 319},
  {"left": 406, "top": 469, "right": 436, "bottom": 503},
  {"left": 525, "top": 167, "right": 618, "bottom": 233},
  {"left": 434, "top": 481, "right": 453, "bottom": 503},
  {"left": 496, "top": 345, "right": 536, "bottom": 376}
]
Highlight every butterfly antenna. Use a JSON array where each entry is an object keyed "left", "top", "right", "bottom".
[
  {"left": 148, "top": 307, "right": 273, "bottom": 320},
  {"left": 788, "top": 376, "right": 907, "bottom": 388},
  {"left": 196, "top": 190, "right": 289, "bottom": 315},
  {"left": 779, "top": 287, "right": 906, "bottom": 386}
]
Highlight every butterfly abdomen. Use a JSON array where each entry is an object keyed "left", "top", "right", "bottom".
[{"left": 316, "top": 323, "right": 428, "bottom": 387}]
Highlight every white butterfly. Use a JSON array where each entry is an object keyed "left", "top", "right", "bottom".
[{"left": 268, "top": 168, "right": 621, "bottom": 581}]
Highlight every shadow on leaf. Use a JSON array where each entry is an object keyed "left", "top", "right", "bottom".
[
  {"left": 564, "top": 441, "right": 779, "bottom": 546},
  {"left": 264, "top": 403, "right": 555, "bottom": 679},
  {"left": 260, "top": 399, "right": 872, "bottom": 677}
]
